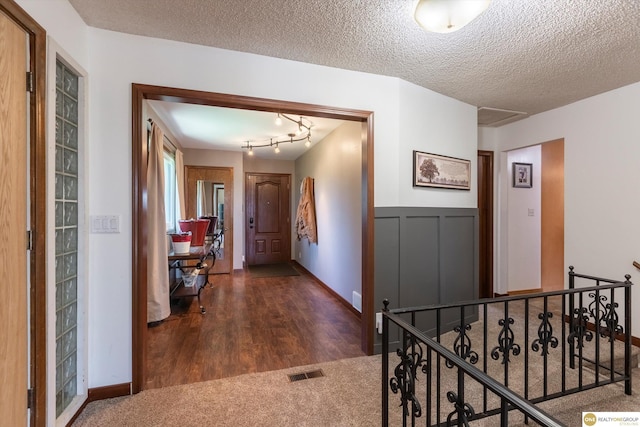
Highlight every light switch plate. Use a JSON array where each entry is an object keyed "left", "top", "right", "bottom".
[{"left": 91, "top": 215, "right": 120, "bottom": 233}]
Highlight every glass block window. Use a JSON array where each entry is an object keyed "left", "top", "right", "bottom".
[{"left": 55, "top": 60, "right": 79, "bottom": 417}]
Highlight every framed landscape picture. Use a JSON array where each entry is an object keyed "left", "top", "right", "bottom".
[
  {"left": 512, "top": 162, "right": 532, "bottom": 188},
  {"left": 413, "top": 151, "right": 471, "bottom": 190}
]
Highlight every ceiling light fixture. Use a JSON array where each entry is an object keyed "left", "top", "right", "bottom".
[
  {"left": 274, "top": 113, "right": 282, "bottom": 126},
  {"left": 414, "top": 0, "right": 491, "bottom": 33},
  {"left": 242, "top": 113, "right": 313, "bottom": 154}
]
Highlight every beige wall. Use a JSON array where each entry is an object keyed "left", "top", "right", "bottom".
[
  {"left": 506, "top": 145, "right": 542, "bottom": 292},
  {"left": 294, "top": 122, "right": 362, "bottom": 309},
  {"left": 243, "top": 156, "right": 294, "bottom": 175}
]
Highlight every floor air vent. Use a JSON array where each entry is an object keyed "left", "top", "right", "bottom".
[{"left": 288, "top": 369, "right": 324, "bottom": 382}]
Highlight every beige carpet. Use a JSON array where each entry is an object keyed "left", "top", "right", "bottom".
[
  {"left": 73, "top": 355, "right": 384, "bottom": 427},
  {"left": 73, "top": 352, "right": 640, "bottom": 427}
]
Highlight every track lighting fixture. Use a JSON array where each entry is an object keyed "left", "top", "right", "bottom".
[{"left": 241, "top": 113, "right": 313, "bottom": 154}]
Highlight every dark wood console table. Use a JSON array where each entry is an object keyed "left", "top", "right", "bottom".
[{"left": 168, "top": 244, "right": 215, "bottom": 314}]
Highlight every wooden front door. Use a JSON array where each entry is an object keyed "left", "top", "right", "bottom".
[
  {"left": 245, "top": 173, "right": 291, "bottom": 265},
  {"left": 185, "top": 166, "right": 233, "bottom": 274},
  {"left": 0, "top": 9, "right": 29, "bottom": 425},
  {"left": 477, "top": 150, "right": 494, "bottom": 298}
]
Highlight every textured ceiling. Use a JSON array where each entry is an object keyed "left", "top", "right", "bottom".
[{"left": 68, "top": 0, "right": 640, "bottom": 124}]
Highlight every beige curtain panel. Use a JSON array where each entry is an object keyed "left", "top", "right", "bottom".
[
  {"left": 175, "top": 149, "right": 186, "bottom": 221},
  {"left": 147, "top": 123, "right": 171, "bottom": 322}
]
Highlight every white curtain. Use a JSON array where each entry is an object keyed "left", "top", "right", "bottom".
[
  {"left": 197, "top": 180, "right": 206, "bottom": 218},
  {"left": 147, "top": 123, "right": 171, "bottom": 322},
  {"left": 175, "top": 149, "right": 186, "bottom": 220}
]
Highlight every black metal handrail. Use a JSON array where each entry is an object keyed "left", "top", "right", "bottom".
[
  {"left": 381, "top": 267, "right": 633, "bottom": 426},
  {"left": 383, "top": 309, "right": 565, "bottom": 426}
]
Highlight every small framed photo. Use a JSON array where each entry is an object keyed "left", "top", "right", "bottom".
[
  {"left": 413, "top": 151, "right": 471, "bottom": 190},
  {"left": 512, "top": 162, "right": 532, "bottom": 188}
]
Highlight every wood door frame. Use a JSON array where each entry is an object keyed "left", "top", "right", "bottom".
[
  {"left": 131, "top": 84, "right": 374, "bottom": 393},
  {"left": 478, "top": 150, "right": 494, "bottom": 298},
  {"left": 245, "top": 172, "right": 291, "bottom": 266},
  {"left": 0, "top": 1, "right": 47, "bottom": 425}
]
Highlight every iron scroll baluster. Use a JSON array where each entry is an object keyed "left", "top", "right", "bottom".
[
  {"left": 588, "top": 290, "right": 623, "bottom": 341},
  {"left": 389, "top": 343, "right": 427, "bottom": 419},
  {"left": 567, "top": 307, "right": 593, "bottom": 349},
  {"left": 602, "top": 300, "right": 623, "bottom": 342},
  {"left": 532, "top": 311, "right": 558, "bottom": 356},
  {"left": 446, "top": 391, "right": 475, "bottom": 427},
  {"left": 588, "top": 291, "right": 607, "bottom": 327},
  {"left": 491, "top": 317, "right": 521, "bottom": 364},
  {"left": 446, "top": 323, "right": 479, "bottom": 368}
]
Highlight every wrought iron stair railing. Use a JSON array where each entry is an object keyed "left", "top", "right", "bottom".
[{"left": 381, "top": 267, "right": 633, "bottom": 426}]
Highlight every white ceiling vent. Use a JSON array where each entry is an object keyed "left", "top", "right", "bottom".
[{"left": 478, "top": 107, "right": 528, "bottom": 127}]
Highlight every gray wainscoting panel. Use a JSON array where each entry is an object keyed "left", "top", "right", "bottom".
[
  {"left": 374, "top": 207, "right": 478, "bottom": 353},
  {"left": 374, "top": 217, "right": 401, "bottom": 305},
  {"left": 399, "top": 216, "right": 440, "bottom": 308},
  {"left": 374, "top": 216, "right": 401, "bottom": 345}
]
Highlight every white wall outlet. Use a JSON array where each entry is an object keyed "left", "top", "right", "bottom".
[
  {"left": 376, "top": 312, "right": 383, "bottom": 334},
  {"left": 242, "top": 255, "right": 245, "bottom": 262},
  {"left": 298, "top": 252, "right": 302, "bottom": 259},
  {"left": 352, "top": 291, "right": 362, "bottom": 312},
  {"left": 528, "top": 208, "right": 535, "bottom": 217}
]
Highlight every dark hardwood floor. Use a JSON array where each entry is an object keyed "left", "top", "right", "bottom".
[{"left": 145, "top": 265, "right": 364, "bottom": 389}]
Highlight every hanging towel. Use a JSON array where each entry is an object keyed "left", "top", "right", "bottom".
[{"left": 295, "top": 177, "right": 317, "bottom": 243}]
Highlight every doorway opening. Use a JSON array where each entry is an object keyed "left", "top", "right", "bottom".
[
  {"left": 185, "top": 165, "right": 234, "bottom": 274},
  {"left": 500, "top": 139, "right": 565, "bottom": 295},
  {"left": 131, "top": 84, "right": 374, "bottom": 392}
]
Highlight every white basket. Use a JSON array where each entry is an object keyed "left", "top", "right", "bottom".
[{"left": 173, "top": 240, "right": 191, "bottom": 254}]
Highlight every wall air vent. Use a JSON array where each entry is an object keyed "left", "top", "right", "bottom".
[{"left": 478, "top": 107, "right": 528, "bottom": 127}]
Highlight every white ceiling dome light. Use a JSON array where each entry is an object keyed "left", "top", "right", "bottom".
[{"left": 415, "top": 0, "right": 491, "bottom": 33}]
